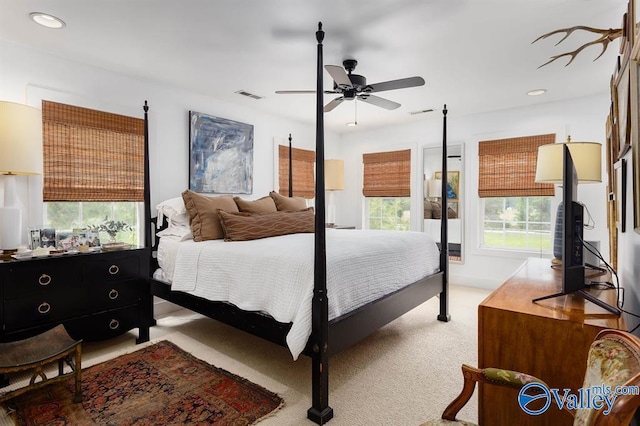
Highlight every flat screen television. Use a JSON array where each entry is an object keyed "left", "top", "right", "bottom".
[{"left": 533, "top": 144, "right": 620, "bottom": 315}]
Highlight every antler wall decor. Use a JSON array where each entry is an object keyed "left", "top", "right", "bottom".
[{"left": 532, "top": 26, "right": 623, "bottom": 68}]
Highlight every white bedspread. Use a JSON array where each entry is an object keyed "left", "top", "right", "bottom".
[{"left": 158, "top": 229, "right": 440, "bottom": 360}]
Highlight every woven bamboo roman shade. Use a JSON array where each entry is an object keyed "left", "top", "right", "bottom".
[
  {"left": 478, "top": 134, "right": 555, "bottom": 198},
  {"left": 42, "top": 101, "right": 145, "bottom": 201},
  {"left": 362, "top": 149, "right": 411, "bottom": 197},
  {"left": 278, "top": 144, "right": 315, "bottom": 199}
]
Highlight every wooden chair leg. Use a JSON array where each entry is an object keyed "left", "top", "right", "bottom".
[
  {"left": 73, "top": 345, "right": 82, "bottom": 403},
  {"left": 441, "top": 364, "right": 483, "bottom": 421}
]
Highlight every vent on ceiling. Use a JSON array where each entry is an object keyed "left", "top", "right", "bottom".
[
  {"left": 409, "top": 108, "right": 435, "bottom": 115},
  {"left": 235, "top": 90, "right": 263, "bottom": 100}
]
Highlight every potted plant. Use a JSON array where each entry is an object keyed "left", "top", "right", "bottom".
[{"left": 88, "top": 217, "right": 132, "bottom": 244}]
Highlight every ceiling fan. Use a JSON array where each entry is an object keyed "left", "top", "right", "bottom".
[{"left": 275, "top": 59, "right": 425, "bottom": 112}]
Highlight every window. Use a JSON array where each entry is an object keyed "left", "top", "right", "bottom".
[
  {"left": 363, "top": 149, "right": 411, "bottom": 231},
  {"left": 44, "top": 202, "right": 140, "bottom": 245},
  {"left": 367, "top": 197, "right": 411, "bottom": 231},
  {"left": 482, "top": 196, "right": 552, "bottom": 250},
  {"left": 478, "top": 134, "right": 555, "bottom": 251},
  {"left": 41, "top": 101, "right": 145, "bottom": 245}
]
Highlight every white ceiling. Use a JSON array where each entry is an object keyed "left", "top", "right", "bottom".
[{"left": 0, "top": 0, "right": 629, "bottom": 134}]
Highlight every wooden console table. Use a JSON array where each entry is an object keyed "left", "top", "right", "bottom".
[{"left": 478, "top": 257, "right": 626, "bottom": 425}]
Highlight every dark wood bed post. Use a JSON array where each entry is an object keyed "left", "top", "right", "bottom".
[
  {"left": 288, "top": 133, "right": 293, "bottom": 197},
  {"left": 438, "top": 105, "right": 451, "bottom": 322},
  {"left": 143, "top": 101, "right": 152, "bottom": 248},
  {"left": 307, "top": 21, "right": 334, "bottom": 425},
  {"left": 140, "top": 100, "right": 154, "bottom": 342}
]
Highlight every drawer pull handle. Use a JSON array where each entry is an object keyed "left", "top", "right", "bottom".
[
  {"left": 38, "top": 274, "right": 52, "bottom": 286},
  {"left": 37, "top": 302, "right": 51, "bottom": 314},
  {"left": 108, "top": 265, "right": 120, "bottom": 275},
  {"left": 108, "top": 289, "right": 119, "bottom": 300},
  {"left": 109, "top": 319, "right": 120, "bottom": 330}
]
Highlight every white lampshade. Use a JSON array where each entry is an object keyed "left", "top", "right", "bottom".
[
  {"left": 325, "top": 159, "right": 344, "bottom": 190},
  {"left": 0, "top": 101, "right": 43, "bottom": 249},
  {"left": 535, "top": 142, "right": 601, "bottom": 184},
  {"left": 427, "top": 179, "right": 443, "bottom": 198},
  {"left": 0, "top": 101, "right": 43, "bottom": 175}
]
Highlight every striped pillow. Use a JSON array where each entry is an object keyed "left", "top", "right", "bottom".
[{"left": 218, "top": 208, "right": 315, "bottom": 241}]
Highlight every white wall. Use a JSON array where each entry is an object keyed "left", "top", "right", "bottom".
[
  {"left": 0, "top": 40, "right": 339, "bottom": 235},
  {"left": 336, "top": 94, "right": 612, "bottom": 289}
]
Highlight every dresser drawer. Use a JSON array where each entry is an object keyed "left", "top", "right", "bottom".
[
  {"left": 4, "top": 292, "right": 85, "bottom": 331},
  {"left": 91, "top": 280, "right": 141, "bottom": 310},
  {"left": 4, "top": 259, "right": 81, "bottom": 299},
  {"left": 83, "top": 254, "right": 140, "bottom": 283},
  {"left": 65, "top": 306, "right": 140, "bottom": 341}
]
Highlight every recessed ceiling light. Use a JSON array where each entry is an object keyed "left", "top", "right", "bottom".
[
  {"left": 29, "top": 12, "right": 65, "bottom": 29},
  {"left": 527, "top": 89, "right": 547, "bottom": 96}
]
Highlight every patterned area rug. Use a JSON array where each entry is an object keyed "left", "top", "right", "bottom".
[{"left": 6, "top": 340, "right": 283, "bottom": 425}]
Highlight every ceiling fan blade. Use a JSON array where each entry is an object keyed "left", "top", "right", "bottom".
[
  {"left": 275, "top": 90, "right": 341, "bottom": 94},
  {"left": 324, "top": 96, "right": 345, "bottom": 112},
  {"left": 325, "top": 65, "right": 353, "bottom": 89},
  {"left": 366, "top": 76, "right": 425, "bottom": 93},
  {"left": 358, "top": 94, "right": 400, "bottom": 110},
  {"left": 275, "top": 90, "right": 317, "bottom": 94}
]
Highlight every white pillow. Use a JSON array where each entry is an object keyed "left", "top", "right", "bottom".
[
  {"left": 156, "top": 225, "right": 193, "bottom": 241},
  {"left": 156, "top": 197, "right": 189, "bottom": 227}
]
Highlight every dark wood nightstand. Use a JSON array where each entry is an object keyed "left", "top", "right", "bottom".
[{"left": 0, "top": 248, "right": 152, "bottom": 344}]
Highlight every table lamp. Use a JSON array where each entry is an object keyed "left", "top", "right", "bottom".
[
  {"left": 427, "top": 178, "right": 442, "bottom": 202},
  {"left": 0, "top": 101, "right": 43, "bottom": 250},
  {"left": 535, "top": 137, "right": 601, "bottom": 261},
  {"left": 325, "top": 159, "right": 344, "bottom": 226}
]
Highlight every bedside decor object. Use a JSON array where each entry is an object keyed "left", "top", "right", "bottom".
[
  {"left": 88, "top": 217, "right": 132, "bottom": 243},
  {"left": 324, "top": 159, "right": 344, "bottom": 226},
  {"left": 0, "top": 101, "right": 43, "bottom": 250},
  {"left": 189, "top": 111, "right": 254, "bottom": 195}
]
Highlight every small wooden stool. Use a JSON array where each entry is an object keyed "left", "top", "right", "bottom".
[{"left": 0, "top": 325, "right": 82, "bottom": 408}]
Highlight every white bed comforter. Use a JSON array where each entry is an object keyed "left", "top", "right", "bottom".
[{"left": 159, "top": 229, "right": 440, "bottom": 360}]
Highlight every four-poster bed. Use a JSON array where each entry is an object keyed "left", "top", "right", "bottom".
[{"left": 141, "top": 23, "right": 450, "bottom": 425}]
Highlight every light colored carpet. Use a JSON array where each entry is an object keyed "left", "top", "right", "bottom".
[{"left": 1, "top": 285, "right": 490, "bottom": 426}]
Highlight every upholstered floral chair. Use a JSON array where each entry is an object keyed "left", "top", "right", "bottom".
[{"left": 422, "top": 329, "right": 640, "bottom": 426}]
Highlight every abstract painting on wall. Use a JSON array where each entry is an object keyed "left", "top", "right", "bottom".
[{"left": 189, "top": 111, "right": 254, "bottom": 194}]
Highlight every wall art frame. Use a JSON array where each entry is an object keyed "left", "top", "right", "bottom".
[
  {"left": 615, "top": 158, "right": 627, "bottom": 233},
  {"left": 631, "top": 27, "right": 640, "bottom": 233},
  {"left": 434, "top": 171, "right": 460, "bottom": 201},
  {"left": 189, "top": 111, "right": 254, "bottom": 194}
]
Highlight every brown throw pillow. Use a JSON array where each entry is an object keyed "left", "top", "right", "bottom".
[
  {"left": 218, "top": 208, "right": 315, "bottom": 241},
  {"left": 424, "top": 199, "right": 433, "bottom": 219},
  {"left": 233, "top": 195, "right": 277, "bottom": 214},
  {"left": 269, "top": 191, "right": 307, "bottom": 211},
  {"left": 182, "top": 190, "right": 239, "bottom": 241},
  {"left": 431, "top": 201, "right": 442, "bottom": 219},
  {"left": 447, "top": 206, "right": 457, "bottom": 219}
]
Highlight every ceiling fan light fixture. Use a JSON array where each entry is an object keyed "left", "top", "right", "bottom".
[
  {"left": 527, "top": 89, "right": 547, "bottom": 96},
  {"left": 346, "top": 121, "right": 358, "bottom": 127},
  {"left": 29, "top": 12, "right": 65, "bottom": 29}
]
